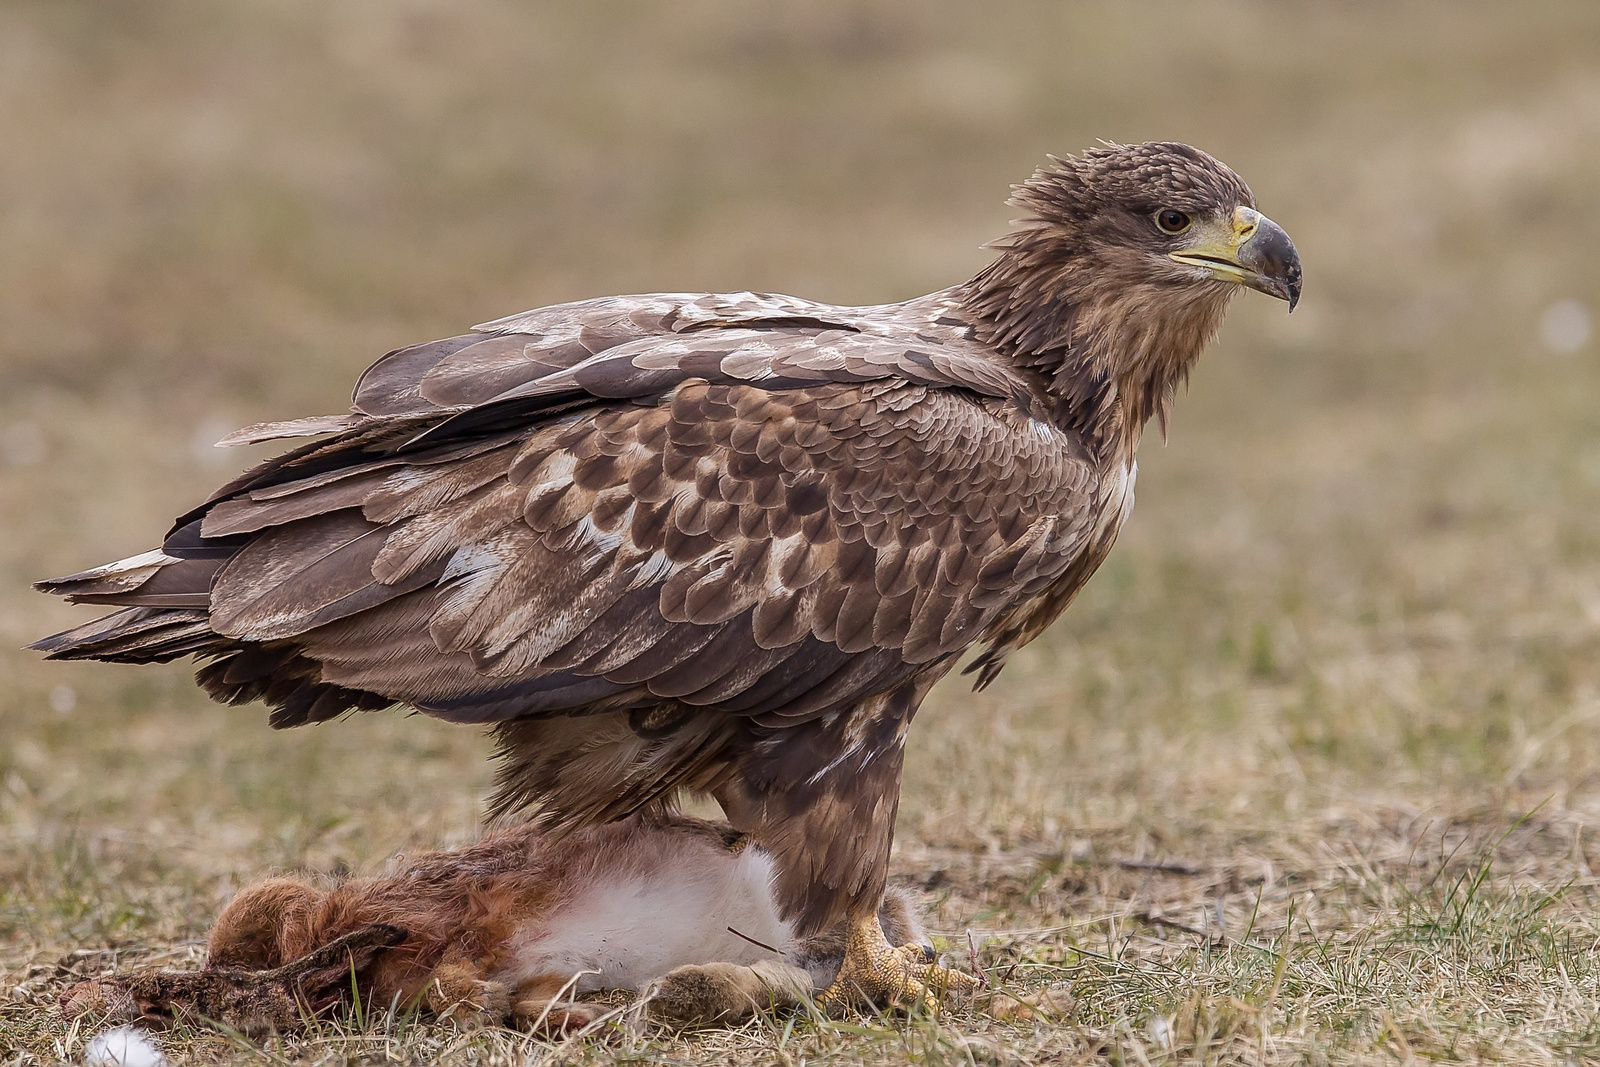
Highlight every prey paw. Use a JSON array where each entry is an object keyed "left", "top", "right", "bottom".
[
  {"left": 446, "top": 981, "right": 512, "bottom": 1028},
  {"left": 982, "top": 984, "right": 1074, "bottom": 1022},
  {"left": 644, "top": 960, "right": 813, "bottom": 1027},
  {"left": 511, "top": 998, "right": 602, "bottom": 1034},
  {"left": 426, "top": 966, "right": 513, "bottom": 1028}
]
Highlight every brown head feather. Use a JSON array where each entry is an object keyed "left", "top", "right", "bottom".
[{"left": 958, "top": 141, "right": 1256, "bottom": 453}]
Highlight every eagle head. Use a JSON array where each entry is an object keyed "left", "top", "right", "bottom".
[
  {"left": 962, "top": 141, "right": 1302, "bottom": 435},
  {"left": 1016, "top": 141, "right": 1301, "bottom": 311}
]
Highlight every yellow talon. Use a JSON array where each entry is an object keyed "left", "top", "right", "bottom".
[{"left": 816, "top": 912, "right": 981, "bottom": 1013}]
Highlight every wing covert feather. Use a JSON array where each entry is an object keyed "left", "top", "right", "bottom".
[{"left": 245, "top": 375, "right": 1095, "bottom": 727}]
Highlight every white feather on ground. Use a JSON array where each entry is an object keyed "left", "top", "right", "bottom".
[{"left": 82, "top": 1026, "right": 166, "bottom": 1067}]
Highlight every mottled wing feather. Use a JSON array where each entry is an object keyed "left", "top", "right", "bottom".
[
  {"left": 195, "top": 375, "right": 1091, "bottom": 728},
  {"left": 38, "top": 291, "right": 1095, "bottom": 732}
]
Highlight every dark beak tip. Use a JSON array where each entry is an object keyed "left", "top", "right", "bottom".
[{"left": 1240, "top": 214, "right": 1301, "bottom": 313}]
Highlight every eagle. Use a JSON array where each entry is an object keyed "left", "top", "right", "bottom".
[{"left": 33, "top": 142, "right": 1300, "bottom": 1008}]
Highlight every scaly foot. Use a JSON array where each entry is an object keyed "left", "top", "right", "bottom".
[{"left": 816, "top": 913, "right": 981, "bottom": 1013}]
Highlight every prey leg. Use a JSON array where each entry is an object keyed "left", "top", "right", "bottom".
[{"left": 59, "top": 923, "right": 407, "bottom": 1036}]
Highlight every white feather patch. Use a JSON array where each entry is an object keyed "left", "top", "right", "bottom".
[
  {"left": 627, "top": 550, "right": 676, "bottom": 590},
  {"left": 83, "top": 1027, "right": 166, "bottom": 1067},
  {"left": 441, "top": 543, "right": 510, "bottom": 582},
  {"left": 568, "top": 515, "right": 626, "bottom": 559}
]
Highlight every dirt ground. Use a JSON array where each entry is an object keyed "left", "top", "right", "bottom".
[{"left": 5, "top": 3, "right": 1600, "bottom": 1063}]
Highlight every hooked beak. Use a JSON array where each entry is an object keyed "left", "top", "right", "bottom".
[{"left": 1169, "top": 206, "right": 1303, "bottom": 311}]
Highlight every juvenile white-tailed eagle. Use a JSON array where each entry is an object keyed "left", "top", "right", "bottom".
[{"left": 34, "top": 142, "right": 1300, "bottom": 1007}]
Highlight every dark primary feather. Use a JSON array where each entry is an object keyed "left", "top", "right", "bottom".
[{"left": 33, "top": 142, "right": 1271, "bottom": 933}]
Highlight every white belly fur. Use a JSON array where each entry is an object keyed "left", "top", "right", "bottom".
[{"left": 493, "top": 843, "right": 795, "bottom": 992}]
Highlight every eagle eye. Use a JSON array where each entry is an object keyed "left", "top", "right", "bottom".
[{"left": 1155, "top": 209, "right": 1192, "bottom": 235}]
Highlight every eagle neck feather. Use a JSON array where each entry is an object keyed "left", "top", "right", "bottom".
[{"left": 956, "top": 226, "right": 1233, "bottom": 463}]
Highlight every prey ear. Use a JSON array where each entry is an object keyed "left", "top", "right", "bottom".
[{"left": 268, "top": 923, "right": 408, "bottom": 1006}]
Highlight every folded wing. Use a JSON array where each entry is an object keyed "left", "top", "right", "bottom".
[{"left": 34, "top": 292, "right": 1096, "bottom": 736}]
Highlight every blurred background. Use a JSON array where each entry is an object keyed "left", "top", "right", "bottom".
[{"left": 4, "top": 0, "right": 1600, "bottom": 1020}]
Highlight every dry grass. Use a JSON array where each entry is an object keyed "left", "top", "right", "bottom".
[{"left": 5, "top": 2, "right": 1600, "bottom": 1063}]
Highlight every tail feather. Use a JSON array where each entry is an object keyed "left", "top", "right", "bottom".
[
  {"left": 35, "top": 549, "right": 222, "bottom": 609},
  {"left": 194, "top": 647, "right": 394, "bottom": 727},
  {"left": 28, "top": 607, "right": 218, "bottom": 663},
  {"left": 35, "top": 549, "right": 180, "bottom": 599},
  {"left": 30, "top": 606, "right": 391, "bottom": 728},
  {"left": 30, "top": 410, "right": 444, "bottom": 730}
]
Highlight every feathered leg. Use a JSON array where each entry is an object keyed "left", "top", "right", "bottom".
[{"left": 727, "top": 671, "right": 981, "bottom": 1013}]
